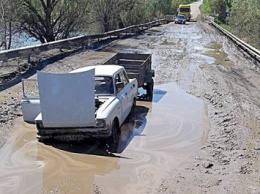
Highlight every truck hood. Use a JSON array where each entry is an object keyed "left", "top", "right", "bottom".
[{"left": 37, "top": 69, "right": 96, "bottom": 128}]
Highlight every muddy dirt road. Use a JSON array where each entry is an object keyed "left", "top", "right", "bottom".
[{"left": 0, "top": 0, "right": 260, "bottom": 193}]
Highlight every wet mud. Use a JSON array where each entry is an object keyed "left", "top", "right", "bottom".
[
  {"left": 0, "top": 83, "right": 209, "bottom": 194},
  {"left": 203, "top": 42, "right": 235, "bottom": 67}
]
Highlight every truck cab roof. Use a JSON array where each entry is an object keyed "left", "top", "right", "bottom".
[{"left": 71, "top": 65, "right": 124, "bottom": 77}]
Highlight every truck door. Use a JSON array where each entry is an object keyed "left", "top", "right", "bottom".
[
  {"left": 21, "top": 79, "right": 41, "bottom": 123},
  {"left": 115, "top": 71, "right": 131, "bottom": 122},
  {"left": 120, "top": 70, "right": 134, "bottom": 112}
]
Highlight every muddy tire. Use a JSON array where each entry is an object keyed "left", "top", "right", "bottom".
[
  {"left": 38, "top": 135, "right": 55, "bottom": 145},
  {"left": 146, "top": 79, "right": 154, "bottom": 101},
  {"left": 107, "top": 120, "right": 120, "bottom": 153}
]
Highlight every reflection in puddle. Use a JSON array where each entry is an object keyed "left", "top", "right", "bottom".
[
  {"left": 0, "top": 82, "right": 209, "bottom": 194},
  {"left": 138, "top": 87, "right": 167, "bottom": 103},
  {"left": 152, "top": 89, "right": 167, "bottom": 102}
]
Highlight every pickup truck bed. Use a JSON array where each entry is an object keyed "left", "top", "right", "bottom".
[{"left": 104, "top": 53, "right": 154, "bottom": 101}]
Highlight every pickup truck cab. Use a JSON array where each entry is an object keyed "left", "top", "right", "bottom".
[{"left": 22, "top": 65, "right": 138, "bottom": 151}]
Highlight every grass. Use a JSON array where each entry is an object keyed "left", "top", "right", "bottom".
[{"left": 201, "top": 0, "right": 211, "bottom": 14}]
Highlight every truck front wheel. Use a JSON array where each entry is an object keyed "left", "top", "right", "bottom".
[{"left": 107, "top": 120, "right": 120, "bottom": 152}]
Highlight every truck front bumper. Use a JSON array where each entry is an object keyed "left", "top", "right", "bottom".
[{"left": 36, "top": 123, "right": 112, "bottom": 140}]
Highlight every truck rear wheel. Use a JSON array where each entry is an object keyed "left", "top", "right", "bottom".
[
  {"left": 146, "top": 79, "right": 154, "bottom": 101},
  {"left": 107, "top": 120, "right": 120, "bottom": 152}
]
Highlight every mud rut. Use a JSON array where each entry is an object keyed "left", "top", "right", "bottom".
[{"left": 0, "top": 3, "right": 260, "bottom": 194}]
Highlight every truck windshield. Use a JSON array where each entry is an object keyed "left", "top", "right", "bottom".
[
  {"left": 180, "top": 8, "right": 190, "bottom": 12},
  {"left": 95, "top": 76, "right": 114, "bottom": 95},
  {"left": 178, "top": 15, "right": 185, "bottom": 19}
]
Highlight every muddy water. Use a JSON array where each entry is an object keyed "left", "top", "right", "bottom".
[
  {"left": 0, "top": 83, "right": 209, "bottom": 194},
  {"left": 203, "top": 41, "right": 235, "bottom": 67}
]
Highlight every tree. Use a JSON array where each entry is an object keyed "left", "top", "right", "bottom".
[
  {"left": 210, "top": 0, "right": 227, "bottom": 22},
  {"left": 120, "top": 0, "right": 154, "bottom": 27},
  {"left": 90, "top": 0, "right": 174, "bottom": 32},
  {"left": 0, "top": 0, "right": 20, "bottom": 50},
  {"left": 150, "top": 0, "right": 173, "bottom": 17},
  {"left": 90, "top": 0, "right": 139, "bottom": 32},
  {"left": 17, "top": 0, "right": 90, "bottom": 43},
  {"left": 122, "top": 0, "right": 151, "bottom": 25},
  {"left": 229, "top": 0, "right": 260, "bottom": 49},
  {"left": 225, "top": 0, "right": 233, "bottom": 10}
]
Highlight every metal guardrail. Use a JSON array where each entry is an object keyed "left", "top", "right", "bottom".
[
  {"left": 209, "top": 21, "right": 260, "bottom": 62},
  {"left": 0, "top": 19, "right": 167, "bottom": 62}
]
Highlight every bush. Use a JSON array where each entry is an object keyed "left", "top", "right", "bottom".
[{"left": 214, "top": 18, "right": 222, "bottom": 25}]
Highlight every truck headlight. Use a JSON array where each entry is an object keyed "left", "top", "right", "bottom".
[{"left": 96, "top": 119, "right": 106, "bottom": 128}]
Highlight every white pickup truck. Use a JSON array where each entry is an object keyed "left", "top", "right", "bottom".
[{"left": 21, "top": 65, "right": 138, "bottom": 151}]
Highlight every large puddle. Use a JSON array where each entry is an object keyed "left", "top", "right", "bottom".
[{"left": 0, "top": 83, "right": 209, "bottom": 194}]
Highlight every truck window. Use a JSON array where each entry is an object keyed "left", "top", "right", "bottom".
[
  {"left": 115, "top": 70, "right": 128, "bottom": 92},
  {"left": 180, "top": 8, "right": 190, "bottom": 12},
  {"left": 119, "top": 71, "right": 129, "bottom": 85},
  {"left": 115, "top": 74, "right": 123, "bottom": 92},
  {"left": 95, "top": 76, "right": 114, "bottom": 94}
]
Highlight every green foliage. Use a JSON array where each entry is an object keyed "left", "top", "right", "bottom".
[
  {"left": 91, "top": 0, "right": 176, "bottom": 31},
  {"left": 171, "top": 0, "right": 183, "bottom": 15},
  {"left": 214, "top": 18, "right": 222, "bottom": 25},
  {"left": 210, "top": 0, "right": 226, "bottom": 22},
  {"left": 120, "top": 1, "right": 154, "bottom": 26},
  {"left": 202, "top": 0, "right": 211, "bottom": 14},
  {"left": 229, "top": 0, "right": 260, "bottom": 49},
  {"left": 202, "top": 0, "right": 227, "bottom": 21},
  {"left": 152, "top": 0, "right": 173, "bottom": 16},
  {"left": 219, "top": 23, "right": 232, "bottom": 31},
  {"left": 18, "top": 0, "right": 90, "bottom": 43},
  {"left": 202, "top": 0, "right": 260, "bottom": 49}
]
